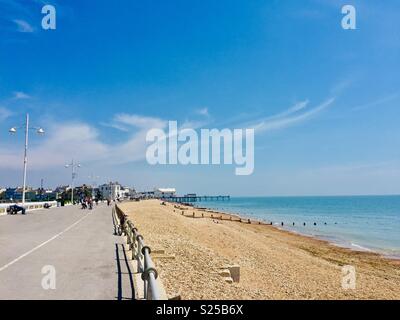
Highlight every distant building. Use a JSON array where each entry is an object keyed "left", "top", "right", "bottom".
[
  {"left": 154, "top": 188, "right": 176, "bottom": 198},
  {"left": 184, "top": 193, "right": 197, "bottom": 197},
  {"left": 92, "top": 187, "right": 100, "bottom": 198},
  {"left": 136, "top": 191, "right": 155, "bottom": 199},
  {"left": 4, "top": 187, "right": 37, "bottom": 201},
  {"left": 53, "top": 185, "right": 71, "bottom": 200},
  {"left": 99, "top": 182, "right": 123, "bottom": 200},
  {"left": 120, "top": 186, "right": 135, "bottom": 199},
  {"left": 4, "top": 188, "right": 17, "bottom": 200},
  {"left": 36, "top": 189, "right": 57, "bottom": 201},
  {"left": 55, "top": 185, "right": 71, "bottom": 194}
]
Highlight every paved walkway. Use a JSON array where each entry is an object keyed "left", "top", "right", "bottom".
[{"left": 0, "top": 204, "right": 134, "bottom": 300}]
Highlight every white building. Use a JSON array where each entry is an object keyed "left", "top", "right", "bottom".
[
  {"left": 99, "top": 183, "right": 135, "bottom": 200},
  {"left": 121, "top": 186, "right": 135, "bottom": 199},
  {"left": 154, "top": 188, "right": 176, "bottom": 198},
  {"left": 99, "top": 182, "right": 122, "bottom": 200}
]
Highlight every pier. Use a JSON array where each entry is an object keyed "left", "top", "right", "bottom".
[{"left": 163, "top": 195, "right": 230, "bottom": 203}]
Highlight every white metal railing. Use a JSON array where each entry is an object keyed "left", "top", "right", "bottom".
[
  {"left": 113, "top": 205, "right": 162, "bottom": 300},
  {"left": 0, "top": 201, "right": 57, "bottom": 215}
]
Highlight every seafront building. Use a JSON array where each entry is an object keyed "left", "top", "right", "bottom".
[
  {"left": 99, "top": 182, "right": 121, "bottom": 200},
  {"left": 136, "top": 191, "right": 155, "bottom": 199},
  {"left": 54, "top": 185, "right": 71, "bottom": 194},
  {"left": 1, "top": 187, "right": 58, "bottom": 202},
  {"left": 0, "top": 182, "right": 135, "bottom": 203},
  {"left": 121, "top": 186, "right": 134, "bottom": 198},
  {"left": 99, "top": 182, "right": 135, "bottom": 200},
  {"left": 3, "top": 187, "right": 37, "bottom": 201},
  {"left": 37, "top": 188, "right": 58, "bottom": 201},
  {"left": 154, "top": 188, "right": 176, "bottom": 198}
]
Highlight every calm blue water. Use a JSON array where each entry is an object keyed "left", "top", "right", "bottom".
[{"left": 194, "top": 196, "right": 400, "bottom": 258}]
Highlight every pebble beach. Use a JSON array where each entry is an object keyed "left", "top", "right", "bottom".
[{"left": 119, "top": 199, "right": 400, "bottom": 300}]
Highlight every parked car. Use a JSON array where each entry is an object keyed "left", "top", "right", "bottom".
[{"left": 7, "top": 204, "right": 26, "bottom": 215}]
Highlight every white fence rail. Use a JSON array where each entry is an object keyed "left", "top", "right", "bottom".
[
  {"left": 113, "top": 205, "right": 166, "bottom": 300},
  {"left": 0, "top": 201, "right": 57, "bottom": 215}
]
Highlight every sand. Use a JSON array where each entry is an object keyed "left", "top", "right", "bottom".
[{"left": 118, "top": 199, "right": 400, "bottom": 300}]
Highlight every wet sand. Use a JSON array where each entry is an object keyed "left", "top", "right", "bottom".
[{"left": 119, "top": 199, "right": 400, "bottom": 300}]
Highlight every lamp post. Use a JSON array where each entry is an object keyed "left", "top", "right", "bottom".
[
  {"left": 65, "top": 160, "right": 81, "bottom": 205},
  {"left": 88, "top": 174, "right": 100, "bottom": 199},
  {"left": 9, "top": 113, "right": 45, "bottom": 204}
]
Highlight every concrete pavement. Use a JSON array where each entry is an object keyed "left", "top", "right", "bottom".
[{"left": 0, "top": 203, "right": 134, "bottom": 300}]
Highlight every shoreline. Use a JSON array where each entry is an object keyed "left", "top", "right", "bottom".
[
  {"left": 189, "top": 202, "right": 400, "bottom": 261},
  {"left": 120, "top": 199, "right": 400, "bottom": 299}
]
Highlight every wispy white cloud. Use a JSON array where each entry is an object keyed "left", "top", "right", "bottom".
[
  {"left": 13, "top": 91, "right": 31, "bottom": 99},
  {"left": 0, "top": 122, "right": 109, "bottom": 169},
  {"left": 113, "top": 113, "right": 166, "bottom": 130},
  {"left": 241, "top": 98, "right": 334, "bottom": 133},
  {"left": 196, "top": 107, "right": 209, "bottom": 117},
  {"left": 0, "top": 96, "right": 333, "bottom": 170},
  {"left": 0, "top": 108, "right": 217, "bottom": 170},
  {"left": 13, "top": 19, "right": 34, "bottom": 33},
  {"left": 101, "top": 113, "right": 167, "bottom": 133},
  {"left": 0, "top": 114, "right": 169, "bottom": 169},
  {"left": 265, "top": 100, "right": 309, "bottom": 121},
  {"left": 179, "top": 107, "right": 213, "bottom": 130},
  {"left": 351, "top": 93, "right": 399, "bottom": 112},
  {"left": 99, "top": 121, "right": 130, "bottom": 132},
  {"left": 0, "top": 107, "right": 12, "bottom": 122},
  {"left": 330, "top": 78, "right": 354, "bottom": 96}
]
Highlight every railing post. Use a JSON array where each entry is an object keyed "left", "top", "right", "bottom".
[
  {"left": 136, "top": 234, "right": 144, "bottom": 272},
  {"left": 141, "top": 246, "right": 160, "bottom": 300},
  {"left": 117, "top": 205, "right": 162, "bottom": 300},
  {"left": 148, "top": 272, "right": 160, "bottom": 300}
]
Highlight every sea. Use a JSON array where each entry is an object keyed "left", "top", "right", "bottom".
[{"left": 194, "top": 195, "right": 400, "bottom": 258}]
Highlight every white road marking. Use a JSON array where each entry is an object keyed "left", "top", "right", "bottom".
[{"left": 0, "top": 213, "right": 90, "bottom": 273}]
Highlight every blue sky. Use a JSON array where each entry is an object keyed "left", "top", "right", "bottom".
[{"left": 0, "top": 0, "right": 399, "bottom": 196}]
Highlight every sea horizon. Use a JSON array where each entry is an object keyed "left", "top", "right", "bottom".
[
  {"left": 194, "top": 195, "right": 400, "bottom": 259},
  {"left": 223, "top": 194, "right": 400, "bottom": 198}
]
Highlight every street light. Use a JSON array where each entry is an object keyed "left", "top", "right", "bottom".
[
  {"left": 88, "top": 174, "right": 100, "bottom": 199},
  {"left": 9, "top": 113, "right": 45, "bottom": 204},
  {"left": 65, "top": 160, "right": 81, "bottom": 205}
]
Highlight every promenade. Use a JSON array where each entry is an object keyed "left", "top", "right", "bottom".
[{"left": 0, "top": 203, "right": 134, "bottom": 300}]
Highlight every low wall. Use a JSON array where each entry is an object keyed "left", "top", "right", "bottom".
[{"left": 0, "top": 201, "right": 58, "bottom": 215}]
